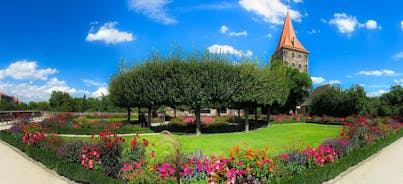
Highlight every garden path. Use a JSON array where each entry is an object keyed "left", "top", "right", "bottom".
[
  {"left": 0, "top": 125, "right": 74, "bottom": 184},
  {"left": 326, "top": 137, "right": 403, "bottom": 184}
]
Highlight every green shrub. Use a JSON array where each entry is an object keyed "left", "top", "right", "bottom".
[{"left": 56, "top": 140, "right": 86, "bottom": 163}]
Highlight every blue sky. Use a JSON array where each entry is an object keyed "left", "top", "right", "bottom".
[{"left": 0, "top": 0, "right": 402, "bottom": 102}]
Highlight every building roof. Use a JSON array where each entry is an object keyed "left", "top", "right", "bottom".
[{"left": 274, "top": 11, "right": 309, "bottom": 54}]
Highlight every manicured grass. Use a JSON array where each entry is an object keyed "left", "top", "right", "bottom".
[{"left": 62, "top": 123, "right": 342, "bottom": 161}]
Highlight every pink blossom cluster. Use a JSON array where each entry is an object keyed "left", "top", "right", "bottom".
[
  {"left": 120, "top": 160, "right": 145, "bottom": 179},
  {"left": 21, "top": 131, "right": 47, "bottom": 145},
  {"left": 303, "top": 145, "right": 337, "bottom": 166},
  {"left": 81, "top": 144, "right": 101, "bottom": 169},
  {"left": 156, "top": 163, "right": 175, "bottom": 178}
]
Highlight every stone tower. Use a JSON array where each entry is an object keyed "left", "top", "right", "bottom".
[{"left": 271, "top": 11, "right": 309, "bottom": 73}]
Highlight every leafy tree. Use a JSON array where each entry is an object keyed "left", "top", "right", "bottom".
[
  {"left": 49, "top": 91, "right": 73, "bottom": 112},
  {"left": 378, "top": 85, "right": 403, "bottom": 116},
  {"left": 81, "top": 94, "right": 88, "bottom": 112},
  {"left": 277, "top": 67, "right": 312, "bottom": 113},
  {"left": 257, "top": 61, "right": 290, "bottom": 124}
]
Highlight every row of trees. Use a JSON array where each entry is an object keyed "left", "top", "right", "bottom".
[
  {"left": 310, "top": 85, "right": 402, "bottom": 117},
  {"left": 0, "top": 91, "right": 123, "bottom": 113},
  {"left": 109, "top": 50, "right": 310, "bottom": 134}
]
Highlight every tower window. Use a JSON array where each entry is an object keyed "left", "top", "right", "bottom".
[
  {"left": 292, "top": 63, "right": 295, "bottom": 67},
  {"left": 292, "top": 52, "right": 294, "bottom": 57},
  {"left": 298, "top": 64, "right": 301, "bottom": 69}
]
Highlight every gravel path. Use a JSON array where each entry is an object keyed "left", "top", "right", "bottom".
[{"left": 326, "top": 137, "right": 403, "bottom": 184}]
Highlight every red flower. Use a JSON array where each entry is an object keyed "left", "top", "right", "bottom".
[
  {"left": 143, "top": 139, "right": 149, "bottom": 146},
  {"left": 130, "top": 138, "right": 137, "bottom": 147},
  {"left": 107, "top": 142, "right": 112, "bottom": 148},
  {"left": 151, "top": 150, "right": 155, "bottom": 158},
  {"left": 90, "top": 135, "right": 94, "bottom": 140}
]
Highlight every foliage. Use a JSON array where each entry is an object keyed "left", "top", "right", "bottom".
[
  {"left": 321, "top": 138, "right": 348, "bottom": 158},
  {"left": 97, "top": 130, "right": 125, "bottom": 177},
  {"left": 57, "top": 140, "right": 86, "bottom": 163},
  {"left": 310, "top": 85, "right": 367, "bottom": 117},
  {"left": 377, "top": 85, "right": 403, "bottom": 116}
]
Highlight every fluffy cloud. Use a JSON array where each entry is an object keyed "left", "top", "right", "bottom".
[
  {"left": 83, "top": 79, "right": 107, "bottom": 87},
  {"left": 229, "top": 30, "right": 248, "bottom": 37},
  {"left": 329, "top": 13, "right": 358, "bottom": 35},
  {"left": 86, "top": 22, "right": 134, "bottom": 44},
  {"left": 393, "top": 52, "right": 403, "bottom": 60},
  {"left": 220, "top": 25, "right": 229, "bottom": 34},
  {"left": 91, "top": 87, "right": 109, "bottom": 98},
  {"left": 367, "top": 89, "right": 388, "bottom": 97},
  {"left": 329, "top": 13, "right": 381, "bottom": 35},
  {"left": 361, "top": 20, "right": 380, "bottom": 30},
  {"left": 128, "top": 0, "right": 176, "bottom": 24},
  {"left": 401, "top": 20, "right": 403, "bottom": 30},
  {"left": 293, "top": 0, "right": 303, "bottom": 3},
  {"left": 394, "top": 79, "right": 403, "bottom": 84},
  {"left": 327, "top": 80, "right": 341, "bottom": 85},
  {"left": 219, "top": 25, "right": 248, "bottom": 37},
  {"left": 0, "top": 60, "right": 57, "bottom": 80},
  {"left": 311, "top": 76, "right": 325, "bottom": 84},
  {"left": 358, "top": 70, "right": 395, "bottom": 76},
  {"left": 208, "top": 44, "right": 253, "bottom": 57},
  {"left": 0, "top": 77, "right": 89, "bottom": 102},
  {"left": 239, "top": 0, "right": 302, "bottom": 25}
]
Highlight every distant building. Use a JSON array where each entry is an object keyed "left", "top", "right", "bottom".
[
  {"left": 0, "top": 92, "right": 21, "bottom": 104},
  {"left": 271, "top": 11, "right": 309, "bottom": 73}
]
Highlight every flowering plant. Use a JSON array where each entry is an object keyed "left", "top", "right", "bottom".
[{"left": 81, "top": 144, "right": 101, "bottom": 170}]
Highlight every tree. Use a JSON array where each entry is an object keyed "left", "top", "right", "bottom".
[
  {"left": 378, "top": 85, "right": 403, "bottom": 116},
  {"left": 257, "top": 61, "right": 290, "bottom": 125},
  {"left": 81, "top": 94, "right": 88, "bottom": 112},
  {"left": 278, "top": 67, "right": 312, "bottom": 113},
  {"left": 49, "top": 91, "right": 73, "bottom": 112}
]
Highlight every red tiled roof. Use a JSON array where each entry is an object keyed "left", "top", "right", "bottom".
[{"left": 274, "top": 11, "right": 309, "bottom": 54}]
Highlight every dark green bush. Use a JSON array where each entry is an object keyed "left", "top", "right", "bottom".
[
  {"left": 99, "top": 143, "right": 123, "bottom": 177},
  {"left": 56, "top": 140, "right": 86, "bottom": 163}
]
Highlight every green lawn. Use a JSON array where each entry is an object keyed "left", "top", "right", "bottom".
[{"left": 62, "top": 123, "right": 342, "bottom": 161}]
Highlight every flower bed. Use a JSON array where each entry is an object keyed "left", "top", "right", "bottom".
[{"left": 0, "top": 116, "right": 401, "bottom": 183}]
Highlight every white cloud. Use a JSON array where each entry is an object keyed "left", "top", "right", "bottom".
[
  {"left": 265, "top": 33, "right": 272, "bottom": 38},
  {"left": 239, "top": 0, "right": 302, "bottom": 25},
  {"left": 367, "top": 89, "right": 388, "bottom": 97},
  {"left": 0, "top": 60, "right": 57, "bottom": 80},
  {"left": 219, "top": 25, "right": 229, "bottom": 34},
  {"left": 329, "top": 13, "right": 358, "bottom": 35},
  {"left": 307, "top": 29, "right": 320, "bottom": 34},
  {"left": 229, "top": 30, "right": 248, "bottom": 36},
  {"left": 128, "top": 0, "right": 176, "bottom": 24},
  {"left": 358, "top": 69, "right": 396, "bottom": 76},
  {"left": 91, "top": 87, "right": 109, "bottom": 98},
  {"left": 83, "top": 79, "right": 107, "bottom": 87},
  {"left": 0, "top": 77, "right": 89, "bottom": 102},
  {"left": 401, "top": 20, "right": 403, "bottom": 30},
  {"left": 192, "top": 2, "right": 236, "bottom": 10},
  {"left": 327, "top": 80, "right": 341, "bottom": 85},
  {"left": 393, "top": 52, "right": 403, "bottom": 60},
  {"left": 86, "top": 22, "right": 134, "bottom": 44},
  {"left": 363, "top": 20, "right": 380, "bottom": 30},
  {"left": 311, "top": 76, "right": 325, "bottom": 84},
  {"left": 293, "top": 0, "right": 303, "bottom": 3},
  {"left": 219, "top": 25, "right": 248, "bottom": 37},
  {"left": 208, "top": 44, "right": 253, "bottom": 57},
  {"left": 394, "top": 79, "right": 403, "bottom": 84}
]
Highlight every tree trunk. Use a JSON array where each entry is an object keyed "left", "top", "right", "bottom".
[
  {"left": 127, "top": 107, "right": 131, "bottom": 124},
  {"left": 254, "top": 107, "right": 258, "bottom": 122},
  {"left": 174, "top": 107, "right": 177, "bottom": 118},
  {"left": 137, "top": 107, "right": 141, "bottom": 126},
  {"left": 195, "top": 106, "right": 201, "bottom": 135},
  {"left": 237, "top": 108, "right": 241, "bottom": 119},
  {"left": 266, "top": 106, "right": 271, "bottom": 126},
  {"left": 244, "top": 108, "right": 249, "bottom": 132},
  {"left": 147, "top": 107, "right": 152, "bottom": 128},
  {"left": 217, "top": 109, "right": 221, "bottom": 117}
]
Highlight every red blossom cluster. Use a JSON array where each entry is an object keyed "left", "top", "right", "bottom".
[
  {"left": 21, "top": 131, "right": 47, "bottom": 145},
  {"left": 81, "top": 144, "right": 101, "bottom": 169},
  {"left": 98, "top": 130, "right": 124, "bottom": 149}
]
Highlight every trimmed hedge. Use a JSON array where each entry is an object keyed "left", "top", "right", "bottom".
[
  {"left": 275, "top": 129, "right": 403, "bottom": 184},
  {"left": 52, "top": 126, "right": 153, "bottom": 135},
  {"left": 0, "top": 131, "right": 124, "bottom": 184},
  {"left": 305, "top": 120, "right": 344, "bottom": 126}
]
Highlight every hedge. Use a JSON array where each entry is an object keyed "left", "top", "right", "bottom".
[
  {"left": 0, "top": 131, "right": 124, "bottom": 184},
  {"left": 53, "top": 126, "right": 153, "bottom": 135},
  {"left": 275, "top": 129, "right": 403, "bottom": 184}
]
